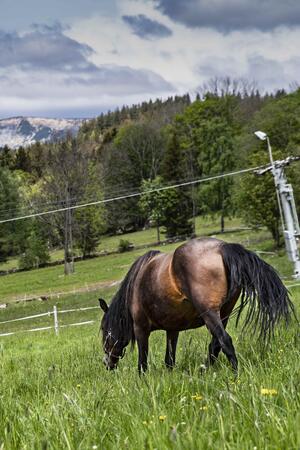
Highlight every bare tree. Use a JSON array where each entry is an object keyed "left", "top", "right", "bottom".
[
  {"left": 36, "top": 138, "right": 98, "bottom": 274},
  {"left": 197, "top": 76, "right": 258, "bottom": 98}
]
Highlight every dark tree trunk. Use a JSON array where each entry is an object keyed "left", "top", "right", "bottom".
[
  {"left": 221, "top": 214, "right": 225, "bottom": 233},
  {"left": 156, "top": 222, "right": 160, "bottom": 243},
  {"left": 64, "top": 189, "right": 74, "bottom": 275}
]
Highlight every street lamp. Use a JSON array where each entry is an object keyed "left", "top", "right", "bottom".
[
  {"left": 254, "top": 131, "right": 275, "bottom": 168},
  {"left": 254, "top": 130, "right": 300, "bottom": 279}
]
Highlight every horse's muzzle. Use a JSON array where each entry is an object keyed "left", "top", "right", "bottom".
[{"left": 103, "top": 355, "right": 117, "bottom": 370}]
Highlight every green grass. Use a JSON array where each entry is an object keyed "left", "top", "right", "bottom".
[
  {"left": 0, "top": 223, "right": 299, "bottom": 449},
  {"left": 0, "top": 290, "right": 299, "bottom": 449}
]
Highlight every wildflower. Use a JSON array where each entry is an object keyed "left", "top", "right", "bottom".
[
  {"left": 199, "top": 406, "right": 208, "bottom": 411},
  {"left": 142, "top": 421, "right": 147, "bottom": 425},
  {"left": 191, "top": 394, "right": 203, "bottom": 401},
  {"left": 260, "top": 388, "right": 278, "bottom": 396},
  {"left": 76, "top": 384, "right": 81, "bottom": 389},
  {"left": 92, "top": 446, "right": 98, "bottom": 450},
  {"left": 159, "top": 415, "right": 167, "bottom": 421}
]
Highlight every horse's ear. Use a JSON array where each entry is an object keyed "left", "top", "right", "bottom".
[{"left": 99, "top": 298, "right": 109, "bottom": 313}]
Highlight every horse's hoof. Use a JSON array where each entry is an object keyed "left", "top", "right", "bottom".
[{"left": 200, "top": 364, "right": 207, "bottom": 375}]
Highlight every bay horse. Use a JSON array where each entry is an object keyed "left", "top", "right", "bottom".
[{"left": 99, "top": 238, "right": 294, "bottom": 373}]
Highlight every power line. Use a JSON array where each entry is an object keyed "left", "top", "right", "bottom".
[
  {"left": 0, "top": 173, "right": 209, "bottom": 217},
  {"left": 0, "top": 165, "right": 265, "bottom": 224}
]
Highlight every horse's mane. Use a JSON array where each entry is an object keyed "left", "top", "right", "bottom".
[{"left": 106, "top": 250, "right": 161, "bottom": 347}]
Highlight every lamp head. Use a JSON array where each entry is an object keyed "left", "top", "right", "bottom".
[{"left": 254, "top": 131, "right": 267, "bottom": 141}]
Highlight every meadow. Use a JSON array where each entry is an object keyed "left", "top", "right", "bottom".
[{"left": 0, "top": 221, "right": 299, "bottom": 449}]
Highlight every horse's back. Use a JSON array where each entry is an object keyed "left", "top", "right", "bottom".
[{"left": 172, "top": 238, "right": 228, "bottom": 309}]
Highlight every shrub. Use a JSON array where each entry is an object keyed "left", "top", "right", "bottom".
[{"left": 118, "top": 239, "right": 134, "bottom": 253}]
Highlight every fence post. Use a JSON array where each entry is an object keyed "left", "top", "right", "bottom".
[{"left": 53, "top": 305, "right": 59, "bottom": 336}]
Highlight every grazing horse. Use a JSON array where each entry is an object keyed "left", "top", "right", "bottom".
[{"left": 99, "top": 238, "right": 294, "bottom": 373}]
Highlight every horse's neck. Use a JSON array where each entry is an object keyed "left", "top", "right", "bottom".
[{"left": 108, "top": 294, "right": 132, "bottom": 344}]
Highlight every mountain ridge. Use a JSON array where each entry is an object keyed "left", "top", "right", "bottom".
[{"left": 0, "top": 116, "right": 85, "bottom": 149}]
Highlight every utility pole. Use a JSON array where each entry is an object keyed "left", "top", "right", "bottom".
[
  {"left": 254, "top": 131, "right": 300, "bottom": 279},
  {"left": 64, "top": 184, "right": 74, "bottom": 275}
]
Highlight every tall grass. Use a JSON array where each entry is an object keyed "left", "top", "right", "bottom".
[{"left": 0, "top": 299, "right": 299, "bottom": 450}]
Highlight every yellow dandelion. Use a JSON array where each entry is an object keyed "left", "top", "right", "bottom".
[
  {"left": 191, "top": 392, "right": 203, "bottom": 400},
  {"left": 191, "top": 394, "right": 203, "bottom": 401},
  {"left": 260, "top": 388, "right": 278, "bottom": 396},
  {"left": 76, "top": 384, "right": 81, "bottom": 388},
  {"left": 142, "top": 421, "right": 147, "bottom": 425},
  {"left": 159, "top": 415, "right": 167, "bottom": 422},
  {"left": 199, "top": 406, "right": 208, "bottom": 411}
]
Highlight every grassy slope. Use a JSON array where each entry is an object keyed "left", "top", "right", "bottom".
[
  {"left": 0, "top": 216, "right": 243, "bottom": 272},
  {"left": 0, "top": 222, "right": 299, "bottom": 449}
]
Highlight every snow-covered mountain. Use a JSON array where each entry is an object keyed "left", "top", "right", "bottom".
[{"left": 0, "top": 117, "right": 85, "bottom": 149}]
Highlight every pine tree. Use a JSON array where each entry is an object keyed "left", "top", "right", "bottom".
[{"left": 160, "top": 132, "right": 193, "bottom": 238}]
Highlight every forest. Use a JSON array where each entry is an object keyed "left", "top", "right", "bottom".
[{"left": 0, "top": 78, "right": 300, "bottom": 273}]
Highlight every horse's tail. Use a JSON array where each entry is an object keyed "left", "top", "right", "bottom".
[{"left": 220, "top": 242, "right": 295, "bottom": 340}]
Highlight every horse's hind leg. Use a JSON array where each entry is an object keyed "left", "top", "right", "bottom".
[
  {"left": 206, "top": 317, "right": 228, "bottom": 367},
  {"left": 206, "top": 293, "right": 240, "bottom": 368},
  {"left": 203, "top": 310, "right": 238, "bottom": 373},
  {"left": 165, "top": 331, "right": 179, "bottom": 369}
]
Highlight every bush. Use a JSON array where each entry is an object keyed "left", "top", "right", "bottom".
[
  {"left": 18, "top": 224, "right": 50, "bottom": 270},
  {"left": 118, "top": 239, "right": 134, "bottom": 253}
]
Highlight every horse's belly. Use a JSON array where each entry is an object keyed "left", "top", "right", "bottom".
[
  {"left": 146, "top": 297, "right": 204, "bottom": 331},
  {"left": 153, "top": 316, "right": 205, "bottom": 331}
]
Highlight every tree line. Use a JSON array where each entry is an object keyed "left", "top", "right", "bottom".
[{"left": 0, "top": 81, "right": 299, "bottom": 273}]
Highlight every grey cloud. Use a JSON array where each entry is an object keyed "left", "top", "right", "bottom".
[
  {"left": 154, "top": 0, "right": 300, "bottom": 31},
  {"left": 245, "top": 55, "right": 288, "bottom": 90},
  {"left": 197, "top": 54, "right": 299, "bottom": 92},
  {"left": 0, "top": 23, "right": 175, "bottom": 116},
  {"left": 122, "top": 14, "right": 172, "bottom": 39},
  {"left": 30, "top": 22, "right": 69, "bottom": 34},
  {"left": 0, "top": 24, "right": 95, "bottom": 71},
  {"left": 63, "top": 65, "right": 174, "bottom": 94},
  {"left": 0, "top": 23, "right": 174, "bottom": 93}
]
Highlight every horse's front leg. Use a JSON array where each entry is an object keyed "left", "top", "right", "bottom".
[
  {"left": 134, "top": 324, "right": 150, "bottom": 374},
  {"left": 165, "top": 330, "right": 179, "bottom": 369}
]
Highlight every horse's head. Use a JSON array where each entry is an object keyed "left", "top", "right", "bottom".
[{"left": 99, "top": 298, "right": 126, "bottom": 370}]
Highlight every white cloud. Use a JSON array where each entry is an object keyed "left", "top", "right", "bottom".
[
  {"left": 1, "top": 0, "right": 300, "bottom": 117},
  {"left": 68, "top": 1, "right": 300, "bottom": 95}
]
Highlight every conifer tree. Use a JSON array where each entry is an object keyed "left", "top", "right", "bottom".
[{"left": 160, "top": 132, "right": 193, "bottom": 238}]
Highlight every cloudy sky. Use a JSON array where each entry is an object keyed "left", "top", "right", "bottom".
[{"left": 0, "top": 0, "right": 299, "bottom": 118}]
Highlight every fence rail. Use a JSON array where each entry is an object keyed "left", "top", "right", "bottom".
[{"left": 0, "top": 305, "right": 100, "bottom": 337}]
